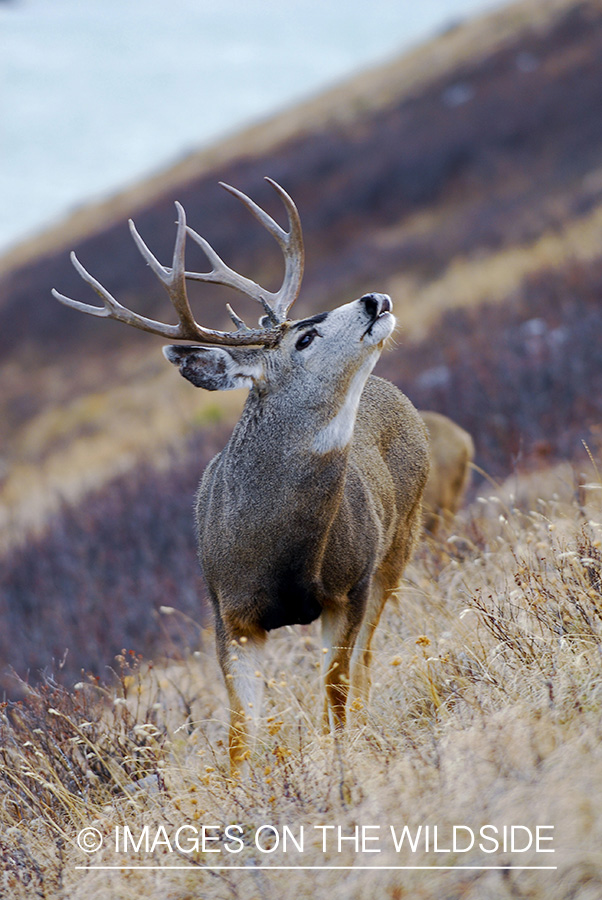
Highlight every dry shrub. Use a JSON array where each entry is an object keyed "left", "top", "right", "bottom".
[
  {"left": 2, "top": 464, "right": 602, "bottom": 898},
  {"left": 0, "top": 427, "right": 231, "bottom": 694}
]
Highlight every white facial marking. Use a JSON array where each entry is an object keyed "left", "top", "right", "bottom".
[
  {"left": 312, "top": 356, "right": 376, "bottom": 454},
  {"left": 227, "top": 359, "right": 266, "bottom": 391}
]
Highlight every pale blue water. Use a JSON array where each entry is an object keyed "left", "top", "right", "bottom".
[{"left": 1, "top": 0, "right": 504, "bottom": 253}]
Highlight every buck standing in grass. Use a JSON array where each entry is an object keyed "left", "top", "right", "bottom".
[{"left": 53, "top": 178, "right": 429, "bottom": 773}]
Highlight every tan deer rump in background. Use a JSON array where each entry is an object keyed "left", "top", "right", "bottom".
[
  {"left": 53, "top": 178, "right": 429, "bottom": 773},
  {"left": 419, "top": 410, "right": 474, "bottom": 534}
]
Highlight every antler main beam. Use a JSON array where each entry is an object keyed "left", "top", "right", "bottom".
[{"left": 51, "top": 178, "right": 305, "bottom": 347}]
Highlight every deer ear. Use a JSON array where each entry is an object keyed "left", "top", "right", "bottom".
[{"left": 162, "top": 345, "right": 263, "bottom": 391}]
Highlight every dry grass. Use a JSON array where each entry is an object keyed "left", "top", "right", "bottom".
[{"left": 3, "top": 463, "right": 602, "bottom": 899}]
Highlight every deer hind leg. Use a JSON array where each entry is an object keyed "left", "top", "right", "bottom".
[
  {"left": 349, "top": 580, "right": 389, "bottom": 721},
  {"left": 320, "top": 604, "right": 363, "bottom": 734},
  {"left": 215, "top": 619, "right": 267, "bottom": 775}
]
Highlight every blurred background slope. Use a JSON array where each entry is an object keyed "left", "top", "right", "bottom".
[{"left": 1, "top": 0, "right": 602, "bottom": 689}]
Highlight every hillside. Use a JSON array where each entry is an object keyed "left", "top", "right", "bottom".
[
  {"left": 2, "top": 0, "right": 602, "bottom": 676},
  {"left": 0, "top": 0, "right": 601, "bottom": 679}
]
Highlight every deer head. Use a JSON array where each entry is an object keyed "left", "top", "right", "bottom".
[{"left": 54, "top": 179, "right": 396, "bottom": 458}]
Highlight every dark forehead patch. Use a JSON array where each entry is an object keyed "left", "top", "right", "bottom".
[{"left": 292, "top": 311, "right": 329, "bottom": 330}]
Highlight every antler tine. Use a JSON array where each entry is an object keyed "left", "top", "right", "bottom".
[
  {"left": 263, "top": 178, "right": 304, "bottom": 316},
  {"left": 183, "top": 178, "right": 304, "bottom": 324},
  {"left": 52, "top": 251, "right": 181, "bottom": 338},
  {"left": 129, "top": 201, "right": 197, "bottom": 336},
  {"left": 219, "top": 180, "right": 288, "bottom": 246},
  {"left": 52, "top": 202, "right": 282, "bottom": 347},
  {"left": 184, "top": 224, "right": 269, "bottom": 309},
  {"left": 52, "top": 252, "right": 120, "bottom": 318}
]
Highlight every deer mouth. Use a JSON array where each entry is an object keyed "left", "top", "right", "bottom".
[{"left": 361, "top": 293, "right": 394, "bottom": 340}]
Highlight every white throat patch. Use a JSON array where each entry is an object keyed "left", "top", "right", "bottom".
[{"left": 312, "top": 359, "right": 375, "bottom": 454}]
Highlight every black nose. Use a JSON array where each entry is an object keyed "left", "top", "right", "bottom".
[{"left": 360, "top": 293, "right": 391, "bottom": 320}]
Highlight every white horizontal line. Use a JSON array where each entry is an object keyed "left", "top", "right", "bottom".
[{"left": 75, "top": 865, "right": 558, "bottom": 871}]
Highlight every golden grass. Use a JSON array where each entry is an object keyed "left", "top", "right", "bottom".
[{"left": 3, "top": 461, "right": 602, "bottom": 898}]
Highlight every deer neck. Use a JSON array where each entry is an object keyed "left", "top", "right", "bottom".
[
  {"left": 219, "top": 388, "right": 349, "bottom": 596},
  {"left": 227, "top": 362, "right": 374, "bottom": 481},
  {"left": 227, "top": 389, "right": 349, "bottom": 483}
]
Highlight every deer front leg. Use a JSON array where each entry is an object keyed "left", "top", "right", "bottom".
[
  {"left": 320, "top": 604, "right": 363, "bottom": 733},
  {"left": 215, "top": 618, "right": 267, "bottom": 775},
  {"left": 349, "top": 582, "right": 388, "bottom": 719}
]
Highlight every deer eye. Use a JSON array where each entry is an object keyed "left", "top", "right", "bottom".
[{"left": 295, "top": 328, "right": 318, "bottom": 351}]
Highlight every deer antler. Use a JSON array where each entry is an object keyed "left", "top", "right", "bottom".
[
  {"left": 51, "top": 178, "right": 305, "bottom": 346},
  {"left": 184, "top": 177, "right": 304, "bottom": 324}
]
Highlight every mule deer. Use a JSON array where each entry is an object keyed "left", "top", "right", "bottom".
[
  {"left": 419, "top": 410, "right": 474, "bottom": 534},
  {"left": 52, "top": 178, "right": 429, "bottom": 772}
]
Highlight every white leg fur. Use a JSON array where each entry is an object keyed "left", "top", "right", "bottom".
[
  {"left": 226, "top": 636, "right": 265, "bottom": 766},
  {"left": 320, "top": 607, "right": 356, "bottom": 732}
]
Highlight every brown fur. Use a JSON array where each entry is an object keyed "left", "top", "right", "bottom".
[{"left": 419, "top": 410, "right": 474, "bottom": 534}]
